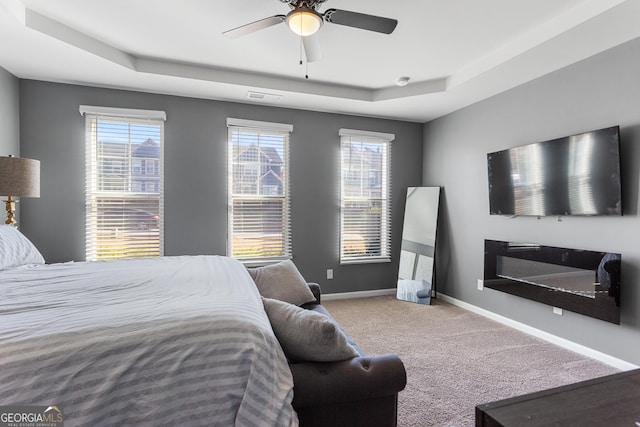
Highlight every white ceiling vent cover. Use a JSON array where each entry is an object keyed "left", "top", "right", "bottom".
[{"left": 247, "top": 91, "right": 282, "bottom": 102}]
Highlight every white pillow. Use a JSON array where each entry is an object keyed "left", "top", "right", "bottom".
[
  {"left": 262, "top": 297, "right": 359, "bottom": 363},
  {"left": 248, "top": 260, "right": 317, "bottom": 306},
  {"left": 0, "top": 225, "right": 45, "bottom": 270}
]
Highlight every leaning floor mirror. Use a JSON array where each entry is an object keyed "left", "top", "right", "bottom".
[{"left": 397, "top": 187, "right": 441, "bottom": 305}]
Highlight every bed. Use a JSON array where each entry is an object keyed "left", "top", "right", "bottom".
[{"left": 0, "top": 226, "right": 297, "bottom": 426}]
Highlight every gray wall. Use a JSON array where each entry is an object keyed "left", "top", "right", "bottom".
[
  {"left": 19, "top": 80, "right": 423, "bottom": 294},
  {"left": 424, "top": 37, "right": 640, "bottom": 365},
  {"left": 0, "top": 67, "right": 21, "bottom": 225},
  {"left": 0, "top": 66, "right": 19, "bottom": 157}
]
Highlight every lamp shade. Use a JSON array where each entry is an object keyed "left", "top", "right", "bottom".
[{"left": 0, "top": 156, "right": 40, "bottom": 198}]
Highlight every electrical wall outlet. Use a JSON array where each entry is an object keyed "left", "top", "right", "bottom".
[
  {"left": 327, "top": 269, "right": 333, "bottom": 280},
  {"left": 553, "top": 307, "right": 563, "bottom": 315},
  {"left": 477, "top": 279, "right": 484, "bottom": 290}
]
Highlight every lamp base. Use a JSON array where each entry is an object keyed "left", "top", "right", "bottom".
[{"left": 4, "top": 196, "right": 17, "bottom": 227}]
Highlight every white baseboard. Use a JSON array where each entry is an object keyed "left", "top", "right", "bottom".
[
  {"left": 323, "top": 288, "right": 396, "bottom": 301},
  {"left": 437, "top": 293, "right": 638, "bottom": 371}
]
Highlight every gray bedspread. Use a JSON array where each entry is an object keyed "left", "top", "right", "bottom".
[{"left": 0, "top": 255, "right": 297, "bottom": 426}]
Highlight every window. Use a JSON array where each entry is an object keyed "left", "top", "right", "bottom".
[
  {"left": 80, "top": 106, "right": 165, "bottom": 261},
  {"left": 340, "top": 128, "right": 394, "bottom": 263},
  {"left": 227, "top": 118, "right": 292, "bottom": 263}
]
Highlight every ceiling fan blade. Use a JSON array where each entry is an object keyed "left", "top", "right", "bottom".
[
  {"left": 223, "top": 15, "right": 286, "bottom": 39},
  {"left": 303, "top": 34, "right": 322, "bottom": 62},
  {"left": 324, "top": 9, "right": 397, "bottom": 34}
]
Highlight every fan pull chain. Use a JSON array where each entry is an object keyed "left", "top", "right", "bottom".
[
  {"left": 299, "top": 34, "right": 303, "bottom": 65},
  {"left": 299, "top": 34, "right": 309, "bottom": 79}
]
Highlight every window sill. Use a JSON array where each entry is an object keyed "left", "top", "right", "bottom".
[
  {"left": 239, "top": 257, "right": 292, "bottom": 268},
  {"left": 340, "top": 258, "right": 391, "bottom": 266}
]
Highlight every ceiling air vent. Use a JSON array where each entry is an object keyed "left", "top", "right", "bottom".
[{"left": 247, "top": 91, "right": 282, "bottom": 102}]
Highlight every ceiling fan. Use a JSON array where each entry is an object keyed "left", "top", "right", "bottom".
[{"left": 222, "top": 0, "right": 398, "bottom": 62}]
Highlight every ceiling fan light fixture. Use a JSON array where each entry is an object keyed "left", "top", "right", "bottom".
[{"left": 286, "top": 8, "right": 323, "bottom": 36}]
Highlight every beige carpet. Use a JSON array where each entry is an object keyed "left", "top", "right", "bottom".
[{"left": 323, "top": 296, "right": 620, "bottom": 427}]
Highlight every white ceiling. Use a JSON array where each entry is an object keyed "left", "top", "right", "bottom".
[{"left": 1, "top": 0, "right": 638, "bottom": 123}]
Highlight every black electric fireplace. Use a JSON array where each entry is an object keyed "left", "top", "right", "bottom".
[{"left": 484, "top": 240, "right": 621, "bottom": 324}]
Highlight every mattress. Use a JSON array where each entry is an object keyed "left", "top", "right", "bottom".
[{"left": 0, "top": 255, "right": 297, "bottom": 426}]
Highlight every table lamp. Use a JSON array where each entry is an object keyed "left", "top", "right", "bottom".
[{"left": 0, "top": 155, "right": 40, "bottom": 227}]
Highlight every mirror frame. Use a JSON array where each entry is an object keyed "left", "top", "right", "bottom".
[{"left": 396, "top": 186, "right": 441, "bottom": 305}]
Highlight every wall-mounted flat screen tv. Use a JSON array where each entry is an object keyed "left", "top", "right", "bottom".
[{"left": 487, "top": 126, "right": 622, "bottom": 216}]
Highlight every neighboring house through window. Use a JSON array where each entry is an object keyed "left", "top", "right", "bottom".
[
  {"left": 227, "top": 118, "right": 292, "bottom": 264},
  {"left": 340, "top": 128, "right": 394, "bottom": 263},
  {"left": 81, "top": 106, "right": 165, "bottom": 261}
]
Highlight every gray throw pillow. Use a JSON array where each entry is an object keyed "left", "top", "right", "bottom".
[
  {"left": 248, "top": 260, "right": 317, "bottom": 306},
  {"left": 262, "top": 297, "right": 359, "bottom": 363}
]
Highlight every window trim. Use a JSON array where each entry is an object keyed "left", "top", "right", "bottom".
[
  {"left": 79, "top": 105, "right": 167, "bottom": 121},
  {"left": 227, "top": 118, "right": 292, "bottom": 133},
  {"left": 227, "top": 118, "right": 293, "bottom": 264},
  {"left": 81, "top": 105, "right": 166, "bottom": 261},
  {"left": 339, "top": 128, "right": 395, "bottom": 141},
  {"left": 339, "top": 128, "right": 394, "bottom": 265}
]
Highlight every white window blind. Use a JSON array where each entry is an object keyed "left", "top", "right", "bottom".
[
  {"left": 81, "top": 106, "right": 165, "bottom": 261},
  {"left": 227, "top": 118, "right": 292, "bottom": 263},
  {"left": 340, "top": 128, "right": 394, "bottom": 264}
]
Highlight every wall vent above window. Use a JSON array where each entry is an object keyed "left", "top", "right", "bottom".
[{"left": 247, "top": 91, "right": 282, "bottom": 102}]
